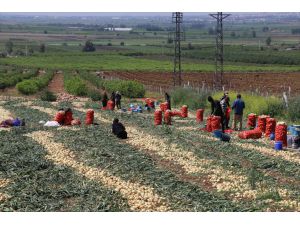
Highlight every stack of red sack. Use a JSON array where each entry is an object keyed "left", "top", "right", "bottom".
[
  {"left": 275, "top": 122, "right": 287, "bottom": 147},
  {"left": 265, "top": 118, "right": 276, "bottom": 137},
  {"left": 196, "top": 109, "right": 204, "bottom": 123},
  {"left": 154, "top": 109, "right": 162, "bottom": 125},
  {"left": 85, "top": 109, "right": 94, "bottom": 125},
  {"left": 247, "top": 113, "right": 257, "bottom": 128}
]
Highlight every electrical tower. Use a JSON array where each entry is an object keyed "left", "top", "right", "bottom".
[
  {"left": 172, "top": 12, "right": 184, "bottom": 86},
  {"left": 209, "top": 12, "right": 230, "bottom": 90}
]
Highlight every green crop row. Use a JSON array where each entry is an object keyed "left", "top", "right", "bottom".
[
  {"left": 2, "top": 53, "right": 300, "bottom": 72},
  {"left": 103, "top": 79, "right": 145, "bottom": 98},
  {"left": 64, "top": 73, "right": 88, "bottom": 96},
  {"left": 16, "top": 71, "right": 54, "bottom": 95},
  {"left": 0, "top": 69, "right": 38, "bottom": 90},
  {"left": 78, "top": 71, "right": 145, "bottom": 98}
]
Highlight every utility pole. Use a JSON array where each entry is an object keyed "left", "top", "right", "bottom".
[
  {"left": 172, "top": 12, "right": 184, "bottom": 86},
  {"left": 209, "top": 12, "right": 230, "bottom": 90}
]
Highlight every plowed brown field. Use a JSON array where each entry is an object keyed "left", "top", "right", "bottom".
[{"left": 104, "top": 71, "right": 300, "bottom": 95}]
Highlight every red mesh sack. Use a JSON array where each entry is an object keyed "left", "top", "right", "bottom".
[
  {"left": 247, "top": 113, "right": 257, "bottom": 128},
  {"left": 225, "top": 107, "right": 231, "bottom": 120},
  {"left": 160, "top": 102, "right": 169, "bottom": 112},
  {"left": 265, "top": 118, "right": 276, "bottom": 137},
  {"left": 238, "top": 129, "right": 262, "bottom": 139},
  {"left": 107, "top": 100, "right": 115, "bottom": 110},
  {"left": 196, "top": 109, "right": 204, "bottom": 123},
  {"left": 181, "top": 105, "right": 188, "bottom": 118},
  {"left": 170, "top": 110, "right": 182, "bottom": 117},
  {"left": 54, "top": 110, "right": 65, "bottom": 124},
  {"left": 164, "top": 110, "right": 172, "bottom": 125},
  {"left": 85, "top": 109, "right": 94, "bottom": 125},
  {"left": 275, "top": 123, "right": 287, "bottom": 147},
  {"left": 257, "top": 115, "right": 267, "bottom": 133},
  {"left": 145, "top": 98, "right": 155, "bottom": 108},
  {"left": 211, "top": 116, "right": 221, "bottom": 131},
  {"left": 206, "top": 116, "right": 213, "bottom": 132},
  {"left": 154, "top": 109, "right": 162, "bottom": 125},
  {"left": 64, "top": 110, "right": 73, "bottom": 125},
  {"left": 71, "top": 119, "right": 81, "bottom": 125}
]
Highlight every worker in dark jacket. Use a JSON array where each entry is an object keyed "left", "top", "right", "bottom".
[
  {"left": 165, "top": 92, "right": 171, "bottom": 110},
  {"left": 102, "top": 91, "right": 108, "bottom": 108},
  {"left": 115, "top": 91, "right": 122, "bottom": 109},
  {"left": 112, "top": 118, "right": 127, "bottom": 139},
  {"left": 220, "top": 96, "right": 230, "bottom": 129},
  {"left": 208, "top": 96, "right": 225, "bottom": 132}
]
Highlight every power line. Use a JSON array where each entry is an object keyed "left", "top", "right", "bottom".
[
  {"left": 209, "top": 12, "right": 230, "bottom": 90},
  {"left": 172, "top": 12, "right": 184, "bottom": 86}
]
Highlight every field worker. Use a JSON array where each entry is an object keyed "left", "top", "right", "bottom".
[
  {"left": 221, "top": 91, "right": 230, "bottom": 104},
  {"left": 110, "top": 91, "right": 116, "bottom": 105},
  {"left": 165, "top": 92, "right": 171, "bottom": 110},
  {"left": 115, "top": 91, "right": 122, "bottom": 109},
  {"left": 220, "top": 96, "right": 230, "bottom": 129},
  {"left": 112, "top": 118, "right": 127, "bottom": 139},
  {"left": 231, "top": 94, "right": 245, "bottom": 131},
  {"left": 102, "top": 91, "right": 108, "bottom": 108},
  {"left": 208, "top": 96, "right": 225, "bottom": 132}
]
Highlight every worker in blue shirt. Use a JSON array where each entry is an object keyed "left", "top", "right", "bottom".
[{"left": 231, "top": 94, "right": 245, "bottom": 131}]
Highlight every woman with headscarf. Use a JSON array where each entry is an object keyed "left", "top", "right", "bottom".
[
  {"left": 102, "top": 91, "right": 108, "bottom": 108},
  {"left": 112, "top": 118, "right": 127, "bottom": 139}
]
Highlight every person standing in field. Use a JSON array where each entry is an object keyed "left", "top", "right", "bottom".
[
  {"left": 110, "top": 91, "right": 116, "bottom": 109},
  {"left": 208, "top": 96, "right": 225, "bottom": 132},
  {"left": 165, "top": 92, "right": 171, "bottom": 110},
  {"left": 231, "top": 94, "right": 245, "bottom": 131},
  {"left": 115, "top": 91, "right": 122, "bottom": 109},
  {"left": 102, "top": 91, "right": 108, "bottom": 108},
  {"left": 220, "top": 96, "right": 230, "bottom": 129}
]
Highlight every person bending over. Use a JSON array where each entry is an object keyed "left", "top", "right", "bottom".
[
  {"left": 112, "top": 118, "right": 127, "bottom": 139},
  {"left": 208, "top": 96, "right": 225, "bottom": 132}
]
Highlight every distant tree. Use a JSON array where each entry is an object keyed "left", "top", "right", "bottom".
[
  {"left": 167, "top": 38, "right": 173, "bottom": 44},
  {"left": 44, "top": 30, "right": 48, "bottom": 34},
  {"left": 28, "top": 48, "right": 34, "bottom": 55},
  {"left": 5, "top": 40, "right": 13, "bottom": 54},
  {"left": 266, "top": 36, "right": 272, "bottom": 46},
  {"left": 82, "top": 40, "right": 95, "bottom": 52},
  {"left": 107, "top": 43, "right": 112, "bottom": 46},
  {"left": 291, "top": 28, "right": 300, "bottom": 34},
  {"left": 252, "top": 30, "right": 256, "bottom": 38},
  {"left": 39, "top": 43, "right": 46, "bottom": 53},
  {"left": 154, "top": 32, "right": 157, "bottom": 36},
  {"left": 230, "top": 31, "right": 236, "bottom": 37},
  {"left": 208, "top": 27, "right": 215, "bottom": 35},
  {"left": 62, "top": 42, "right": 68, "bottom": 47},
  {"left": 187, "top": 43, "right": 194, "bottom": 50},
  {"left": 262, "top": 26, "right": 269, "bottom": 32},
  {"left": 15, "top": 49, "right": 25, "bottom": 56},
  {"left": 120, "top": 42, "right": 125, "bottom": 46},
  {"left": 120, "top": 24, "right": 126, "bottom": 28}
]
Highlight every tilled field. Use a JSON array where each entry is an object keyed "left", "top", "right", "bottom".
[
  {"left": 0, "top": 99, "right": 299, "bottom": 211},
  {"left": 103, "top": 71, "right": 300, "bottom": 94}
]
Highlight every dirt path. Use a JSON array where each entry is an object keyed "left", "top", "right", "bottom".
[{"left": 47, "top": 72, "right": 65, "bottom": 94}]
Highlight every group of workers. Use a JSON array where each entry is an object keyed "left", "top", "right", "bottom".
[
  {"left": 102, "top": 90, "right": 122, "bottom": 110},
  {"left": 208, "top": 92, "right": 245, "bottom": 132}
]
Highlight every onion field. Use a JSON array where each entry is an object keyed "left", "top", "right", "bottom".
[{"left": 0, "top": 99, "right": 299, "bottom": 211}]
